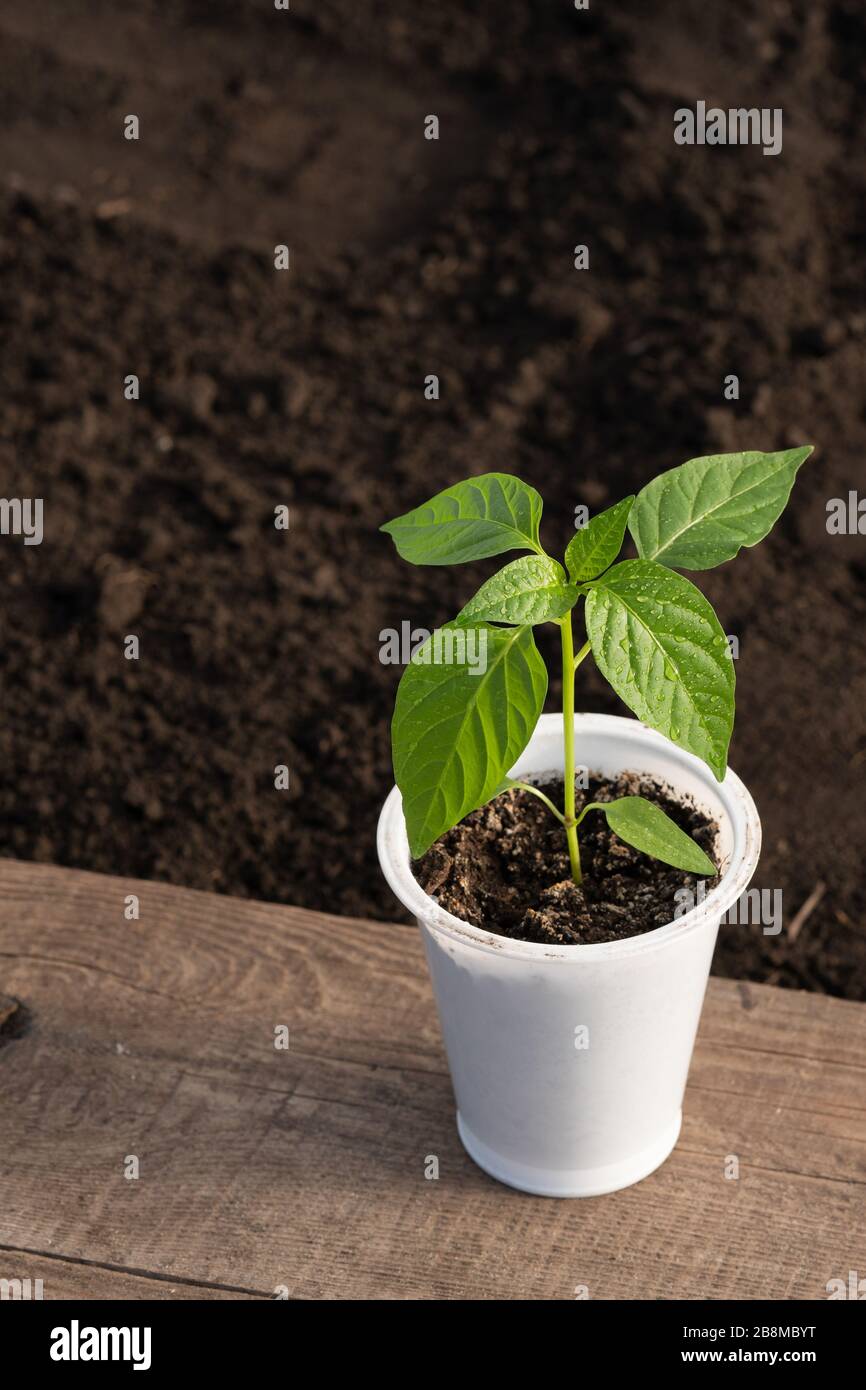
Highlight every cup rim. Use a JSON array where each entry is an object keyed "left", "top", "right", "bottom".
[{"left": 377, "top": 712, "right": 762, "bottom": 963}]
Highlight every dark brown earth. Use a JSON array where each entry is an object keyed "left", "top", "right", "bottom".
[
  {"left": 416, "top": 777, "right": 719, "bottom": 946},
  {"left": 0, "top": 1, "right": 864, "bottom": 995}
]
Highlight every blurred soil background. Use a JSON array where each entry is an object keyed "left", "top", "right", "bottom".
[{"left": 0, "top": 0, "right": 864, "bottom": 994}]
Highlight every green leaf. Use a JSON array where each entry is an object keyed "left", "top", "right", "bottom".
[
  {"left": 381, "top": 473, "right": 543, "bottom": 566},
  {"left": 628, "top": 446, "right": 814, "bottom": 570},
  {"left": 584, "top": 559, "right": 734, "bottom": 780},
  {"left": 392, "top": 622, "right": 547, "bottom": 857},
  {"left": 457, "top": 555, "right": 578, "bottom": 626},
  {"left": 594, "top": 796, "right": 716, "bottom": 875},
  {"left": 565, "top": 496, "right": 635, "bottom": 582}
]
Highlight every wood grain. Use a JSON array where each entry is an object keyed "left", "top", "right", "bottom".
[
  {"left": 0, "top": 858, "right": 863, "bottom": 1301},
  {"left": 0, "top": 1249, "right": 260, "bottom": 1300}
]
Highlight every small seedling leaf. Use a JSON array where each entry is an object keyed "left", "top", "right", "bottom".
[
  {"left": 381, "top": 473, "right": 543, "bottom": 566},
  {"left": 596, "top": 796, "right": 716, "bottom": 874},
  {"left": 584, "top": 559, "right": 734, "bottom": 780},
  {"left": 458, "top": 555, "right": 578, "bottom": 626},
  {"left": 565, "top": 496, "right": 635, "bottom": 582},
  {"left": 392, "top": 622, "right": 547, "bottom": 857},
  {"left": 628, "top": 446, "right": 814, "bottom": 570}
]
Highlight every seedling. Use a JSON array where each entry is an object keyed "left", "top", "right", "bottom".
[{"left": 382, "top": 447, "right": 813, "bottom": 885}]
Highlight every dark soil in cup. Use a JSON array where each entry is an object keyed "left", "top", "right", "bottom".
[{"left": 415, "top": 776, "right": 719, "bottom": 945}]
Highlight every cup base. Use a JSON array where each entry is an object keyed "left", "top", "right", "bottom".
[{"left": 456, "top": 1109, "right": 683, "bottom": 1198}]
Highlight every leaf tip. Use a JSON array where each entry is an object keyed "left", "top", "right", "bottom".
[{"left": 784, "top": 443, "right": 814, "bottom": 466}]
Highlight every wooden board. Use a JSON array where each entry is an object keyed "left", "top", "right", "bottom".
[{"left": 0, "top": 858, "right": 863, "bottom": 1301}]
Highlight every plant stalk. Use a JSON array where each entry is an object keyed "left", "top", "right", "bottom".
[
  {"left": 573, "top": 638, "right": 591, "bottom": 672},
  {"left": 509, "top": 780, "right": 567, "bottom": 825},
  {"left": 560, "top": 613, "right": 583, "bottom": 885}
]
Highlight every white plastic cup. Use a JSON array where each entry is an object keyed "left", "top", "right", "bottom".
[{"left": 377, "top": 713, "right": 761, "bottom": 1197}]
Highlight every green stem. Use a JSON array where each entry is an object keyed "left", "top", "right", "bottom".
[
  {"left": 573, "top": 638, "right": 591, "bottom": 673},
  {"left": 510, "top": 781, "right": 567, "bottom": 825},
  {"left": 560, "top": 613, "right": 583, "bottom": 885}
]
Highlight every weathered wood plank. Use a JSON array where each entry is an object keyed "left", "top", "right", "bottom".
[
  {"left": 0, "top": 858, "right": 863, "bottom": 1301},
  {"left": 0, "top": 1249, "right": 261, "bottom": 1301}
]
